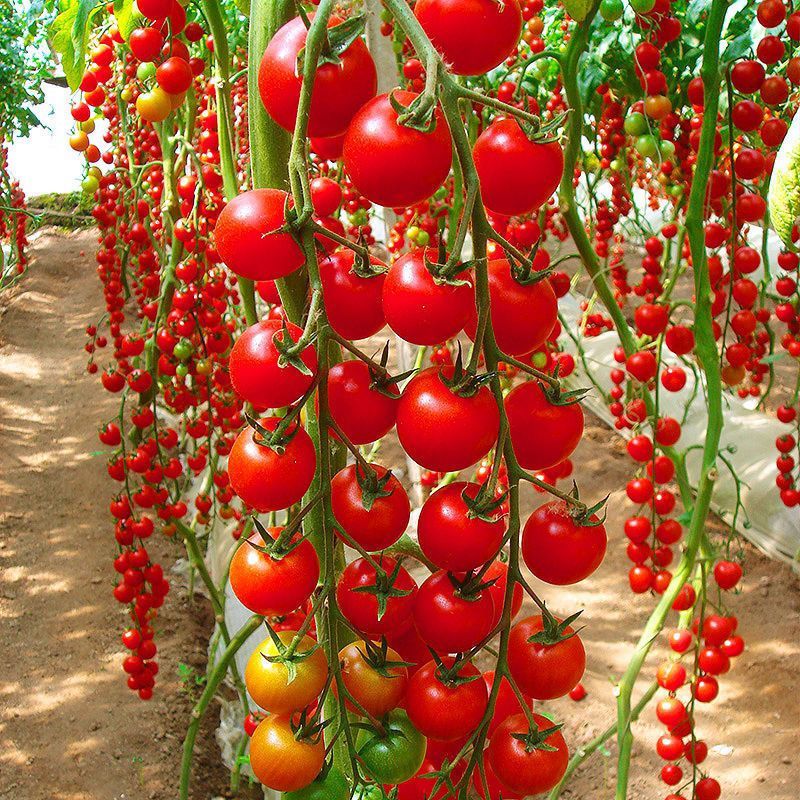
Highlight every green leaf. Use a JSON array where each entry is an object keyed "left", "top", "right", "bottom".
[
  {"left": 113, "top": 0, "right": 140, "bottom": 41},
  {"left": 564, "top": 0, "right": 593, "bottom": 22},
  {"left": 51, "top": 0, "right": 103, "bottom": 91},
  {"left": 768, "top": 107, "right": 800, "bottom": 251}
]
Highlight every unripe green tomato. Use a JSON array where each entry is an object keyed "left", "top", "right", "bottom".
[
  {"left": 407, "top": 225, "right": 420, "bottom": 241},
  {"left": 630, "top": 0, "right": 656, "bottom": 12},
  {"left": 137, "top": 61, "right": 156, "bottom": 82},
  {"left": 533, "top": 60, "right": 550, "bottom": 79},
  {"left": 82, "top": 175, "right": 99, "bottom": 194},
  {"left": 660, "top": 140, "right": 676, "bottom": 160},
  {"left": 416, "top": 230, "right": 430, "bottom": 246},
  {"left": 624, "top": 112, "right": 648, "bottom": 136},
  {"left": 392, "top": 39, "right": 404, "bottom": 54},
  {"left": 176, "top": 363, "right": 189, "bottom": 378},
  {"left": 173, "top": 339, "right": 194, "bottom": 361},
  {"left": 585, "top": 152, "right": 600, "bottom": 172},
  {"left": 600, "top": 0, "right": 624, "bottom": 21},
  {"left": 531, "top": 350, "right": 548, "bottom": 368},
  {"left": 282, "top": 766, "right": 349, "bottom": 800},
  {"left": 635, "top": 134, "right": 659, "bottom": 159},
  {"left": 610, "top": 157, "right": 624, "bottom": 171},
  {"left": 670, "top": 185, "right": 683, "bottom": 198}
]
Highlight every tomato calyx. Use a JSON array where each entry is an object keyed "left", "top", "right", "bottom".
[
  {"left": 289, "top": 702, "right": 332, "bottom": 745},
  {"left": 355, "top": 637, "right": 415, "bottom": 678},
  {"left": 429, "top": 651, "right": 484, "bottom": 688},
  {"left": 518, "top": 109, "right": 569, "bottom": 145},
  {"left": 447, "top": 569, "right": 498, "bottom": 602},
  {"left": 353, "top": 461, "right": 399, "bottom": 512},
  {"left": 350, "top": 558, "right": 415, "bottom": 620},
  {"left": 440, "top": 346, "right": 496, "bottom": 398},
  {"left": 367, "top": 341, "right": 416, "bottom": 398},
  {"left": 258, "top": 619, "right": 323, "bottom": 683},
  {"left": 423, "top": 250, "right": 473, "bottom": 287},
  {"left": 527, "top": 608, "right": 583, "bottom": 647},
  {"left": 296, "top": 13, "right": 368, "bottom": 71},
  {"left": 463, "top": 484, "right": 508, "bottom": 523},
  {"left": 273, "top": 317, "right": 318, "bottom": 375},
  {"left": 510, "top": 719, "right": 565, "bottom": 753},
  {"left": 249, "top": 512, "right": 318, "bottom": 560},
  {"left": 566, "top": 481, "right": 609, "bottom": 527},
  {"left": 388, "top": 87, "right": 438, "bottom": 133}
]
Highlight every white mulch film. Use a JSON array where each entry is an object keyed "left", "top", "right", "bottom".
[{"left": 15, "top": 51, "right": 798, "bottom": 791}]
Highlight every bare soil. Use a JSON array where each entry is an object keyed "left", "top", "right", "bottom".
[{"left": 0, "top": 229, "right": 798, "bottom": 800}]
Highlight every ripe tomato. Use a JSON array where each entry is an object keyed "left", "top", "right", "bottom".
[
  {"left": 356, "top": 710, "right": 426, "bottom": 784},
  {"left": 505, "top": 381, "right": 584, "bottom": 471},
  {"left": 464, "top": 258, "right": 558, "bottom": 356},
  {"left": 249, "top": 714, "right": 325, "bottom": 792},
  {"left": 228, "top": 418, "right": 316, "bottom": 511},
  {"left": 331, "top": 463, "right": 410, "bottom": 552},
  {"left": 327, "top": 360, "right": 398, "bottom": 444},
  {"left": 343, "top": 91, "right": 452, "bottom": 208},
  {"left": 396, "top": 366, "right": 500, "bottom": 472},
  {"left": 414, "top": 0, "right": 522, "bottom": 76},
  {"left": 319, "top": 250, "right": 386, "bottom": 340},
  {"left": 336, "top": 555, "right": 417, "bottom": 637},
  {"left": 245, "top": 631, "right": 328, "bottom": 713},
  {"left": 398, "top": 758, "right": 466, "bottom": 799},
  {"left": 136, "top": 87, "right": 172, "bottom": 122},
  {"left": 473, "top": 119, "right": 564, "bottom": 216},
  {"left": 507, "top": 615, "right": 586, "bottom": 699},
  {"left": 156, "top": 56, "right": 193, "bottom": 94},
  {"left": 339, "top": 640, "right": 408, "bottom": 717},
  {"left": 413, "top": 570, "right": 496, "bottom": 653},
  {"left": 487, "top": 712, "right": 569, "bottom": 795},
  {"left": 405, "top": 659, "right": 488, "bottom": 740},
  {"left": 473, "top": 755, "right": 521, "bottom": 799},
  {"left": 258, "top": 15, "right": 376, "bottom": 137},
  {"left": 521, "top": 500, "right": 607, "bottom": 585},
  {"left": 214, "top": 189, "right": 305, "bottom": 281},
  {"left": 382, "top": 249, "right": 474, "bottom": 345},
  {"left": 417, "top": 481, "right": 505, "bottom": 571},
  {"left": 229, "top": 528, "right": 319, "bottom": 616},
  {"left": 229, "top": 319, "right": 317, "bottom": 409}
]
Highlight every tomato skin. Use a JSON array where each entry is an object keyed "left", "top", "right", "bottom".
[
  {"left": 228, "top": 418, "right": 316, "bottom": 512},
  {"left": 283, "top": 766, "right": 350, "bottom": 800},
  {"left": 417, "top": 481, "right": 505, "bottom": 571},
  {"left": 396, "top": 366, "right": 500, "bottom": 472},
  {"left": 473, "top": 755, "right": 521, "bottom": 799},
  {"left": 229, "top": 528, "right": 319, "bottom": 616},
  {"left": 473, "top": 119, "right": 564, "bottom": 216},
  {"left": 319, "top": 250, "right": 386, "bottom": 340},
  {"left": 229, "top": 319, "right": 317, "bottom": 409},
  {"left": 327, "top": 360, "right": 398, "bottom": 445},
  {"left": 382, "top": 249, "right": 474, "bottom": 346},
  {"left": 487, "top": 713, "right": 569, "bottom": 795},
  {"left": 343, "top": 91, "right": 452, "bottom": 208},
  {"left": 339, "top": 641, "right": 408, "bottom": 717},
  {"left": 414, "top": 0, "right": 522, "bottom": 76},
  {"left": 507, "top": 615, "right": 586, "bottom": 699},
  {"left": 331, "top": 464, "right": 410, "bottom": 551},
  {"left": 464, "top": 258, "right": 558, "bottom": 356},
  {"left": 398, "top": 758, "right": 465, "bottom": 799},
  {"left": 214, "top": 189, "right": 305, "bottom": 281},
  {"left": 505, "top": 382, "right": 584, "bottom": 471},
  {"left": 406, "top": 659, "right": 488, "bottom": 740},
  {"left": 485, "top": 560, "right": 523, "bottom": 627},
  {"left": 521, "top": 500, "right": 607, "bottom": 585},
  {"left": 413, "top": 570, "right": 496, "bottom": 654},
  {"left": 336, "top": 555, "right": 418, "bottom": 637},
  {"left": 356, "top": 710, "right": 427, "bottom": 784},
  {"left": 258, "top": 15, "right": 376, "bottom": 137},
  {"left": 245, "top": 631, "right": 328, "bottom": 713},
  {"left": 249, "top": 714, "right": 325, "bottom": 792}
]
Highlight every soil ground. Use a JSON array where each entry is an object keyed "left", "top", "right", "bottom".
[{"left": 0, "top": 229, "right": 798, "bottom": 800}]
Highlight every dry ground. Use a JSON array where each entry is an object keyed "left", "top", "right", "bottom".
[{"left": 0, "top": 229, "right": 797, "bottom": 800}]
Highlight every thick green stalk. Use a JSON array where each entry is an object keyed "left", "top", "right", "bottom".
[
  {"left": 248, "top": 0, "right": 307, "bottom": 323},
  {"left": 613, "top": 1, "right": 729, "bottom": 796},
  {"left": 179, "top": 614, "right": 262, "bottom": 800}
]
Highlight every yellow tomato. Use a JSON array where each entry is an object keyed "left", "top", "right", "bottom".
[
  {"left": 136, "top": 87, "right": 172, "bottom": 123},
  {"left": 69, "top": 131, "right": 89, "bottom": 152},
  {"left": 80, "top": 118, "right": 95, "bottom": 134},
  {"left": 245, "top": 631, "right": 328, "bottom": 714}
]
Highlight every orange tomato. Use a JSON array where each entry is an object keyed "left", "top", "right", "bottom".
[{"left": 339, "top": 640, "right": 408, "bottom": 717}]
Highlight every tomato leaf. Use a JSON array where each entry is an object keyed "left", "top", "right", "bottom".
[
  {"left": 51, "top": 0, "right": 103, "bottom": 90},
  {"left": 563, "top": 0, "right": 593, "bottom": 22},
  {"left": 768, "top": 107, "right": 800, "bottom": 251},
  {"left": 112, "top": 0, "right": 139, "bottom": 41}
]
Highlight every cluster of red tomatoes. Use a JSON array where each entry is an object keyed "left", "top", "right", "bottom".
[{"left": 0, "top": 144, "right": 30, "bottom": 278}]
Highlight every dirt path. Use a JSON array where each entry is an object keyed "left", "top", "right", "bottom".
[
  {"left": 0, "top": 230, "right": 797, "bottom": 800},
  {"left": 0, "top": 230, "right": 229, "bottom": 800}
]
